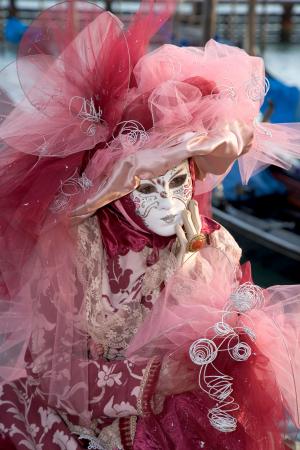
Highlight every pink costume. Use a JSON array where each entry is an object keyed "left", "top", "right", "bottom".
[{"left": 0, "top": 1, "right": 300, "bottom": 449}]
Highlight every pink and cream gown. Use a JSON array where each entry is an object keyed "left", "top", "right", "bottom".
[{"left": 0, "top": 213, "right": 242, "bottom": 450}]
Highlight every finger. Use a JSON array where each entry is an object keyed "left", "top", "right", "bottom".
[
  {"left": 175, "top": 223, "right": 187, "bottom": 241},
  {"left": 175, "top": 224, "right": 187, "bottom": 267},
  {"left": 182, "top": 210, "right": 196, "bottom": 240},
  {"left": 188, "top": 200, "right": 201, "bottom": 234}
]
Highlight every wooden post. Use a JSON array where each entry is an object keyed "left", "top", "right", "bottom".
[
  {"left": 202, "top": 0, "right": 218, "bottom": 45},
  {"left": 8, "top": 0, "right": 17, "bottom": 17},
  {"left": 246, "top": 0, "right": 257, "bottom": 55},
  {"left": 105, "top": 1, "right": 112, "bottom": 12},
  {"left": 280, "top": 2, "right": 294, "bottom": 43},
  {"left": 259, "top": 0, "right": 268, "bottom": 55}
]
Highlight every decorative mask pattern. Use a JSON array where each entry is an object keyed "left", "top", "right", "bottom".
[{"left": 131, "top": 160, "right": 192, "bottom": 236}]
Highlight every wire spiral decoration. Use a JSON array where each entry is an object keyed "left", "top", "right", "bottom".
[
  {"left": 189, "top": 339, "right": 218, "bottom": 366},
  {"left": 117, "top": 120, "right": 149, "bottom": 148},
  {"left": 50, "top": 194, "right": 69, "bottom": 213},
  {"left": 50, "top": 170, "right": 93, "bottom": 213},
  {"left": 189, "top": 282, "right": 264, "bottom": 433},
  {"left": 214, "top": 321, "right": 233, "bottom": 336},
  {"left": 230, "top": 282, "right": 264, "bottom": 312},
  {"left": 264, "top": 77, "right": 270, "bottom": 96},
  {"left": 246, "top": 74, "right": 269, "bottom": 103},
  {"left": 211, "top": 83, "right": 237, "bottom": 101},
  {"left": 208, "top": 406, "right": 238, "bottom": 433},
  {"left": 84, "top": 123, "right": 97, "bottom": 136},
  {"left": 230, "top": 342, "right": 251, "bottom": 361},
  {"left": 69, "top": 96, "right": 103, "bottom": 136},
  {"left": 243, "top": 326, "right": 256, "bottom": 341}
]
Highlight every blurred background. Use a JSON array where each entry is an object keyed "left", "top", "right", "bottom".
[{"left": 0, "top": 0, "right": 299, "bottom": 290}]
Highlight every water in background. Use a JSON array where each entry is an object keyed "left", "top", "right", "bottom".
[{"left": 264, "top": 44, "right": 300, "bottom": 89}]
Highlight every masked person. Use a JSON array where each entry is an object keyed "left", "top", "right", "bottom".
[{"left": 0, "top": 1, "right": 299, "bottom": 449}]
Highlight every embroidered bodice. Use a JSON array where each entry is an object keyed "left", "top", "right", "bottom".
[{"left": 77, "top": 215, "right": 242, "bottom": 361}]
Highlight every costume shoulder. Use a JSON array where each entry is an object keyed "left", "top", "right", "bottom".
[{"left": 205, "top": 217, "right": 242, "bottom": 267}]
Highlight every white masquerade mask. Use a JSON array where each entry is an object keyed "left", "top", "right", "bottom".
[{"left": 131, "top": 160, "right": 193, "bottom": 236}]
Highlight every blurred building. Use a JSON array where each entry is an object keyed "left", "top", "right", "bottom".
[{"left": 1, "top": 0, "right": 300, "bottom": 50}]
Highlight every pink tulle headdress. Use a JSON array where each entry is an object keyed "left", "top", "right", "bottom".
[
  {"left": 0, "top": 0, "right": 300, "bottom": 428},
  {"left": 1, "top": 0, "right": 299, "bottom": 228}
]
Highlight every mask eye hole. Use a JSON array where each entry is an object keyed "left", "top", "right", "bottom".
[
  {"left": 136, "top": 184, "right": 157, "bottom": 195},
  {"left": 169, "top": 174, "right": 187, "bottom": 189}
]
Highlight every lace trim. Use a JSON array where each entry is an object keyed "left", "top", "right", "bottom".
[
  {"left": 129, "top": 416, "right": 137, "bottom": 444},
  {"left": 77, "top": 216, "right": 151, "bottom": 359},
  {"left": 78, "top": 434, "right": 110, "bottom": 450},
  {"left": 77, "top": 215, "right": 104, "bottom": 339},
  {"left": 58, "top": 410, "right": 100, "bottom": 438},
  {"left": 142, "top": 245, "right": 178, "bottom": 297},
  {"left": 100, "top": 302, "right": 148, "bottom": 360},
  {"left": 137, "top": 357, "right": 161, "bottom": 417},
  {"left": 58, "top": 411, "right": 118, "bottom": 450},
  {"left": 79, "top": 431, "right": 123, "bottom": 450},
  {"left": 97, "top": 419, "right": 123, "bottom": 450},
  {"left": 118, "top": 415, "right": 137, "bottom": 450}
]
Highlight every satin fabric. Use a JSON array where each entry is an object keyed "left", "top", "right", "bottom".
[{"left": 71, "top": 121, "right": 253, "bottom": 221}]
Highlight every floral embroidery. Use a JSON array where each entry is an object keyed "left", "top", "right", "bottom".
[
  {"left": 103, "top": 397, "right": 138, "bottom": 417},
  {"left": 97, "top": 365, "right": 122, "bottom": 388},
  {"left": 28, "top": 423, "right": 40, "bottom": 438},
  {"left": 107, "top": 257, "right": 133, "bottom": 295},
  {"left": 52, "top": 430, "right": 78, "bottom": 449},
  {"left": 38, "top": 406, "right": 61, "bottom": 431},
  {"left": 0, "top": 422, "right": 8, "bottom": 438},
  {"left": 142, "top": 247, "right": 178, "bottom": 296}
]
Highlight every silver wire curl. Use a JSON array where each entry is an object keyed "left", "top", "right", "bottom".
[
  {"left": 230, "top": 342, "right": 252, "bottom": 361},
  {"left": 189, "top": 281, "right": 263, "bottom": 433},
  {"left": 243, "top": 326, "right": 256, "bottom": 341},
  {"left": 230, "top": 282, "right": 264, "bottom": 312},
  {"left": 50, "top": 170, "right": 93, "bottom": 213},
  {"left": 117, "top": 120, "right": 149, "bottom": 148},
  {"left": 213, "top": 321, "right": 233, "bottom": 336},
  {"left": 208, "top": 407, "right": 237, "bottom": 433},
  {"left": 246, "top": 74, "right": 267, "bottom": 102},
  {"left": 69, "top": 96, "right": 103, "bottom": 136},
  {"left": 189, "top": 338, "right": 218, "bottom": 366}
]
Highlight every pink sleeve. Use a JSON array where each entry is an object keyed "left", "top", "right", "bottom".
[{"left": 87, "top": 356, "right": 161, "bottom": 420}]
